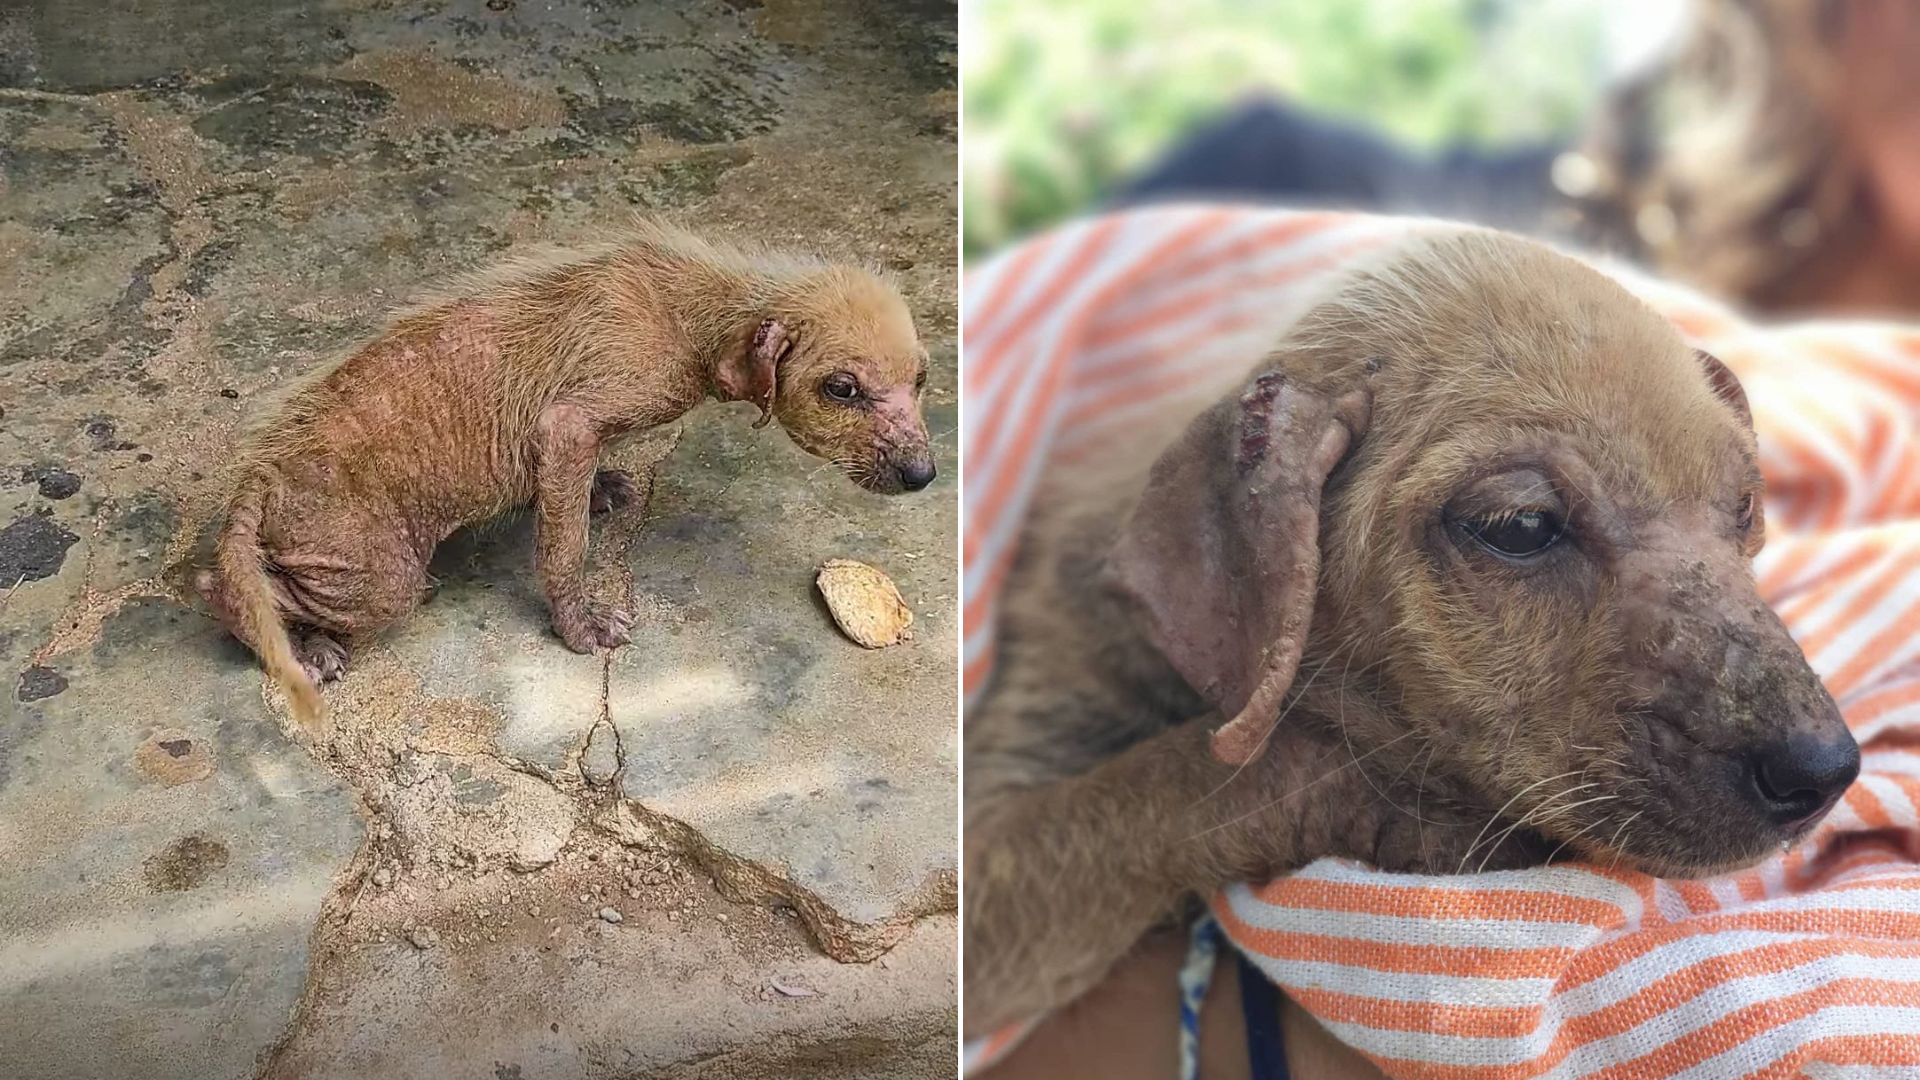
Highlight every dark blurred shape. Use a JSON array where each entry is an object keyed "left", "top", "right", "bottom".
[
  {"left": 1114, "top": 98, "right": 1568, "bottom": 238},
  {"left": 1115, "top": 0, "right": 1920, "bottom": 320}
]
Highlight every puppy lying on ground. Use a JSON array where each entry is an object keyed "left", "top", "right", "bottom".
[
  {"left": 963, "top": 229, "right": 1858, "bottom": 1033},
  {"left": 196, "top": 221, "right": 935, "bottom": 731}
]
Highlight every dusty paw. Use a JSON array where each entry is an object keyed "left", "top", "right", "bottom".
[
  {"left": 555, "top": 604, "right": 634, "bottom": 653},
  {"left": 590, "top": 469, "right": 641, "bottom": 515},
  {"left": 295, "top": 632, "right": 349, "bottom": 684}
]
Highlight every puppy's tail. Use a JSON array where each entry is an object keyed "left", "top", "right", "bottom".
[{"left": 215, "top": 486, "right": 324, "bottom": 733}]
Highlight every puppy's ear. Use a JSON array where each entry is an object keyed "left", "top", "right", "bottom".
[
  {"left": 716, "top": 319, "right": 792, "bottom": 429},
  {"left": 1694, "top": 349, "right": 1751, "bottom": 430},
  {"left": 1107, "top": 359, "right": 1373, "bottom": 767}
]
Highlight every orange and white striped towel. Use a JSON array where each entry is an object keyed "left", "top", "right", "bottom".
[{"left": 962, "top": 205, "right": 1920, "bottom": 1077}]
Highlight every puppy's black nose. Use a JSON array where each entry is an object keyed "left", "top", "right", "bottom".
[
  {"left": 898, "top": 460, "right": 936, "bottom": 491},
  {"left": 1751, "top": 734, "right": 1859, "bottom": 826}
]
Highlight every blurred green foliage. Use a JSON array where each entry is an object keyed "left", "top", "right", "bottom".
[{"left": 963, "top": 0, "right": 1613, "bottom": 254}]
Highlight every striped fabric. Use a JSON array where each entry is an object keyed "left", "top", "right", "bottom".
[{"left": 962, "top": 206, "right": 1920, "bottom": 1077}]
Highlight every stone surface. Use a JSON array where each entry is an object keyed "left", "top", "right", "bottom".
[
  {"left": 262, "top": 839, "right": 956, "bottom": 1080},
  {"left": 0, "top": 514, "right": 80, "bottom": 583},
  {"left": 14, "top": 663, "right": 66, "bottom": 700},
  {"left": 32, "top": 467, "right": 81, "bottom": 500},
  {"left": 0, "top": 599, "right": 363, "bottom": 1080},
  {"left": 0, "top": 0, "right": 955, "bottom": 1074},
  {"left": 581, "top": 717, "right": 622, "bottom": 787}
]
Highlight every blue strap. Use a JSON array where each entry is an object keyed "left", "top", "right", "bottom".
[
  {"left": 1237, "top": 950, "right": 1291, "bottom": 1080},
  {"left": 1178, "top": 913, "right": 1291, "bottom": 1079}
]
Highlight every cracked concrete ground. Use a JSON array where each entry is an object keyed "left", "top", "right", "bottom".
[{"left": 0, "top": 0, "right": 957, "bottom": 1076}]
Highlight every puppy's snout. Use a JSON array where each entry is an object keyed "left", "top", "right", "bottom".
[
  {"left": 897, "top": 459, "right": 937, "bottom": 492},
  {"left": 1749, "top": 729, "right": 1860, "bottom": 828}
]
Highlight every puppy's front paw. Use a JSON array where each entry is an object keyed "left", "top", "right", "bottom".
[
  {"left": 590, "top": 469, "right": 642, "bottom": 515},
  {"left": 555, "top": 603, "right": 634, "bottom": 653}
]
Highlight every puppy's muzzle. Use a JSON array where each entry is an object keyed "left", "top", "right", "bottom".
[{"left": 897, "top": 458, "right": 937, "bottom": 492}]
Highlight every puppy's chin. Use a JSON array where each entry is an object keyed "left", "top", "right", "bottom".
[
  {"left": 824, "top": 456, "right": 907, "bottom": 495},
  {"left": 1551, "top": 795, "right": 1825, "bottom": 881},
  {"left": 851, "top": 468, "right": 908, "bottom": 495},
  {"left": 1586, "top": 841, "right": 1783, "bottom": 882}
]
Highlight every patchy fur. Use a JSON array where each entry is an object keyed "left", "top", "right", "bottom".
[
  {"left": 962, "top": 229, "right": 1855, "bottom": 1033},
  {"left": 197, "top": 220, "right": 934, "bottom": 733}
]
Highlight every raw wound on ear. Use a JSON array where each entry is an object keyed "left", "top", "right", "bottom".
[
  {"left": 719, "top": 318, "right": 790, "bottom": 427},
  {"left": 1105, "top": 362, "right": 1371, "bottom": 766}
]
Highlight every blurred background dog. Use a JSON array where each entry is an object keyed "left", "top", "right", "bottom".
[{"left": 966, "top": 0, "right": 1920, "bottom": 318}]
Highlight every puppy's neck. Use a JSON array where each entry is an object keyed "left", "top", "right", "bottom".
[{"left": 613, "top": 260, "right": 814, "bottom": 395}]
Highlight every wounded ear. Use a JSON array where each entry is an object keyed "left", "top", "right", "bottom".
[
  {"left": 717, "top": 318, "right": 791, "bottom": 428},
  {"left": 1106, "top": 360, "right": 1372, "bottom": 767},
  {"left": 1693, "top": 349, "right": 1751, "bottom": 430}
]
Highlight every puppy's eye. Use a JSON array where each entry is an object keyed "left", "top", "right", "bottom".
[
  {"left": 1736, "top": 492, "right": 1756, "bottom": 532},
  {"left": 1463, "top": 510, "right": 1565, "bottom": 559},
  {"left": 821, "top": 373, "right": 861, "bottom": 402}
]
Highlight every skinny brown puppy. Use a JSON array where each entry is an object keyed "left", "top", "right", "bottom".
[
  {"left": 197, "top": 222, "right": 935, "bottom": 731},
  {"left": 964, "top": 229, "right": 1857, "bottom": 1033}
]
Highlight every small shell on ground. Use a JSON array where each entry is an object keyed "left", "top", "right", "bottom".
[{"left": 816, "top": 559, "right": 914, "bottom": 648}]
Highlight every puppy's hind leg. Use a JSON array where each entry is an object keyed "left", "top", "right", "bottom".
[
  {"left": 589, "top": 468, "right": 646, "bottom": 515},
  {"left": 194, "top": 567, "right": 248, "bottom": 644},
  {"left": 259, "top": 517, "right": 433, "bottom": 680},
  {"left": 195, "top": 563, "right": 319, "bottom": 663},
  {"left": 533, "top": 402, "right": 633, "bottom": 653}
]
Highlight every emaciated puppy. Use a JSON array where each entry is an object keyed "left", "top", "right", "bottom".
[
  {"left": 196, "top": 222, "right": 935, "bottom": 731},
  {"left": 964, "top": 229, "right": 1858, "bottom": 1032}
]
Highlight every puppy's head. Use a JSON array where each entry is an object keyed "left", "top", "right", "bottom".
[
  {"left": 718, "top": 268, "right": 935, "bottom": 494},
  {"left": 1110, "top": 230, "right": 1856, "bottom": 878}
]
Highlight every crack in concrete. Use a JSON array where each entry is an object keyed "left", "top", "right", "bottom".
[
  {"left": 250, "top": 696, "right": 948, "bottom": 1077},
  {"left": 626, "top": 1021, "right": 952, "bottom": 1080},
  {"left": 251, "top": 795, "right": 384, "bottom": 1080},
  {"left": 4, "top": 83, "right": 257, "bottom": 365},
  {"left": 13, "top": 83, "right": 270, "bottom": 670},
  {"left": 593, "top": 797, "right": 954, "bottom": 964},
  {"left": 227, "top": 467, "right": 944, "bottom": 1073}
]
